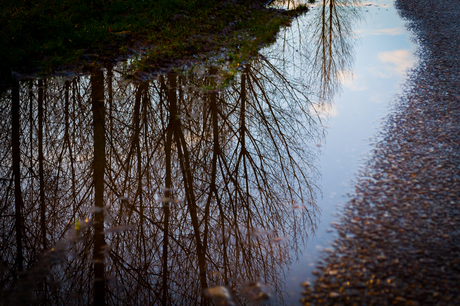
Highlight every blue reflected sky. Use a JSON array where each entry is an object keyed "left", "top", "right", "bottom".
[{"left": 266, "top": 0, "right": 417, "bottom": 303}]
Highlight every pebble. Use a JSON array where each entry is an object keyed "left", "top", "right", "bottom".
[{"left": 302, "top": 0, "right": 460, "bottom": 304}]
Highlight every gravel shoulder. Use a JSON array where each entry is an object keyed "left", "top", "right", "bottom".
[{"left": 302, "top": 0, "right": 460, "bottom": 305}]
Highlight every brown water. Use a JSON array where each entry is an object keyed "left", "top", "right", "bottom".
[{"left": 0, "top": 0, "right": 415, "bottom": 305}]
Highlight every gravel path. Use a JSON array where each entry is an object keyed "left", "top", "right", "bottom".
[{"left": 301, "top": 0, "right": 460, "bottom": 305}]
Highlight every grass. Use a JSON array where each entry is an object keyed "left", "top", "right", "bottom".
[{"left": 0, "top": 0, "right": 309, "bottom": 81}]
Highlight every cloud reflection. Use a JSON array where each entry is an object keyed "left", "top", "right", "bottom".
[
  {"left": 337, "top": 70, "right": 368, "bottom": 91},
  {"left": 377, "top": 49, "right": 415, "bottom": 77},
  {"left": 311, "top": 102, "right": 338, "bottom": 119},
  {"left": 357, "top": 27, "right": 404, "bottom": 36}
]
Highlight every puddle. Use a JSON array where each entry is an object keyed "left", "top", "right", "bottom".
[{"left": 0, "top": 0, "right": 416, "bottom": 304}]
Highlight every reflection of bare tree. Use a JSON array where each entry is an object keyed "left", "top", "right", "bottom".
[
  {"left": 270, "top": 0, "right": 360, "bottom": 103},
  {"left": 1, "top": 53, "right": 323, "bottom": 304},
  {"left": 312, "top": 0, "right": 360, "bottom": 99},
  {"left": 1, "top": 75, "right": 97, "bottom": 304}
]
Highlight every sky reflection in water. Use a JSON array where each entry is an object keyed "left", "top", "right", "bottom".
[{"left": 276, "top": 0, "right": 416, "bottom": 303}]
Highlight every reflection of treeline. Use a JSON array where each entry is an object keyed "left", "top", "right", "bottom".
[
  {"left": 0, "top": 58, "right": 320, "bottom": 305},
  {"left": 272, "top": 0, "right": 359, "bottom": 102}
]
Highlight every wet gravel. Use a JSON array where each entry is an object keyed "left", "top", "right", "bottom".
[{"left": 302, "top": 0, "right": 460, "bottom": 305}]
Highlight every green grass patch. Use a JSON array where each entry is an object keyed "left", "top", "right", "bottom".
[{"left": 0, "top": 0, "right": 309, "bottom": 80}]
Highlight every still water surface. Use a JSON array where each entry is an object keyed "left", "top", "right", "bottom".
[
  {"left": 0, "top": 0, "right": 415, "bottom": 304},
  {"left": 279, "top": 0, "right": 416, "bottom": 303}
]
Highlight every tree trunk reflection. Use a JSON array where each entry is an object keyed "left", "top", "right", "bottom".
[
  {"left": 11, "top": 80, "right": 24, "bottom": 275},
  {"left": 91, "top": 68, "right": 106, "bottom": 306}
]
